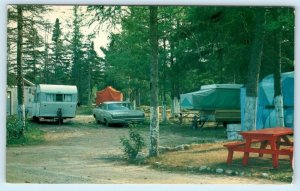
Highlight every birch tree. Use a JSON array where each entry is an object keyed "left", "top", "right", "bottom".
[
  {"left": 149, "top": 6, "right": 159, "bottom": 157},
  {"left": 270, "top": 9, "right": 284, "bottom": 127},
  {"left": 273, "top": 32, "right": 284, "bottom": 127},
  {"left": 16, "top": 5, "right": 26, "bottom": 132},
  {"left": 244, "top": 8, "right": 266, "bottom": 131}
]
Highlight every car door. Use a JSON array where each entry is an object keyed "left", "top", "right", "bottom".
[{"left": 99, "top": 104, "right": 107, "bottom": 123}]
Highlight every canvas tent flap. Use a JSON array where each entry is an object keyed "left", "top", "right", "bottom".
[
  {"left": 96, "top": 86, "right": 123, "bottom": 105},
  {"left": 258, "top": 72, "right": 294, "bottom": 107},
  {"left": 180, "top": 84, "right": 242, "bottom": 110},
  {"left": 255, "top": 72, "right": 294, "bottom": 129}
]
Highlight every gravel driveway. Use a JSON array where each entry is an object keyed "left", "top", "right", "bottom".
[{"left": 6, "top": 116, "right": 283, "bottom": 184}]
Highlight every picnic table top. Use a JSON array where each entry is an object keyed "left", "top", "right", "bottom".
[{"left": 239, "top": 127, "right": 293, "bottom": 137}]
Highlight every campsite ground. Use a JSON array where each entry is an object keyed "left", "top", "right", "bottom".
[{"left": 6, "top": 115, "right": 289, "bottom": 184}]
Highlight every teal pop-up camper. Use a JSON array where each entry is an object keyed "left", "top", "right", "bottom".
[{"left": 180, "top": 84, "right": 243, "bottom": 127}]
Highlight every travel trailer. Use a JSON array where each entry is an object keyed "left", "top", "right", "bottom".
[{"left": 30, "top": 84, "right": 78, "bottom": 123}]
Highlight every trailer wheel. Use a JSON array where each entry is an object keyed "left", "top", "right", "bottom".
[
  {"left": 56, "top": 118, "right": 63, "bottom": 125},
  {"left": 32, "top": 116, "right": 40, "bottom": 123}
]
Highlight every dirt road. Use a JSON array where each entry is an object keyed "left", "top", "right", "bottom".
[{"left": 6, "top": 116, "right": 283, "bottom": 184}]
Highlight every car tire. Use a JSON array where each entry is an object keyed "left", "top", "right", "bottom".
[{"left": 105, "top": 119, "right": 110, "bottom": 127}]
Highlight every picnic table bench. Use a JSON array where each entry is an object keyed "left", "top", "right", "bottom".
[{"left": 223, "top": 127, "right": 293, "bottom": 168}]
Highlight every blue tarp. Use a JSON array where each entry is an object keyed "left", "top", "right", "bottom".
[{"left": 241, "top": 72, "right": 294, "bottom": 130}]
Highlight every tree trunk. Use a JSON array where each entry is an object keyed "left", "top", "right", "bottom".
[
  {"left": 16, "top": 6, "right": 26, "bottom": 132},
  {"left": 244, "top": 8, "right": 266, "bottom": 131},
  {"left": 44, "top": 25, "right": 50, "bottom": 84},
  {"left": 149, "top": 6, "right": 159, "bottom": 157},
  {"left": 273, "top": 31, "right": 284, "bottom": 127},
  {"left": 87, "top": 49, "right": 92, "bottom": 107},
  {"left": 87, "top": 66, "right": 92, "bottom": 106},
  {"left": 170, "top": 41, "right": 176, "bottom": 118},
  {"left": 162, "top": 38, "right": 167, "bottom": 122}
]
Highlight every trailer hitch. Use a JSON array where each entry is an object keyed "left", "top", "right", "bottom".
[{"left": 57, "top": 108, "right": 63, "bottom": 125}]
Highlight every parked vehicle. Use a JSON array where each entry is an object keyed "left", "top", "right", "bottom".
[
  {"left": 29, "top": 84, "right": 78, "bottom": 124},
  {"left": 180, "top": 84, "right": 242, "bottom": 128},
  {"left": 93, "top": 101, "right": 145, "bottom": 126}
]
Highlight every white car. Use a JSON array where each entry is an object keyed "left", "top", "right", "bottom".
[{"left": 93, "top": 101, "right": 145, "bottom": 126}]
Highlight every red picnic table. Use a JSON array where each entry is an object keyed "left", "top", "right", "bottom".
[{"left": 224, "top": 127, "right": 293, "bottom": 169}]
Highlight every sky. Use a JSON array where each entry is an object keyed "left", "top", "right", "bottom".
[{"left": 44, "top": 5, "right": 113, "bottom": 57}]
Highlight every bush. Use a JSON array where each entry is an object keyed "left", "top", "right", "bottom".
[
  {"left": 120, "top": 126, "right": 145, "bottom": 160},
  {"left": 6, "top": 115, "right": 25, "bottom": 143},
  {"left": 76, "top": 105, "right": 93, "bottom": 115},
  {"left": 6, "top": 115, "right": 44, "bottom": 145}
]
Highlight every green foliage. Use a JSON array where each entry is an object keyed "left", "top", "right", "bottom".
[
  {"left": 6, "top": 115, "right": 24, "bottom": 143},
  {"left": 120, "top": 126, "right": 145, "bottom": 160},
  {"left": 76, "top": 105, "right": 93, "bottom": 115},
  {"left": 6, "top": 115, "right": 44, "bottom": 145},
  {"left": 7, "top": 5, "right": 50, "bottom": 85},
  {"left": 6, "top": 5, "right": 294, "bottom": 106},
  {"left": 50, "top": 18, "right": 71, "bottom": 84}
]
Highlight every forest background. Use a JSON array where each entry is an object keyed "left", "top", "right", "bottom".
[{"left": 6, "top": 5, "right": 294, "bottom": 107}]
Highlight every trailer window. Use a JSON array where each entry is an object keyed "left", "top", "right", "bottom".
[
  {"left": 36, "top": 93, "right": 40, "bottom": 102},
  {"left": 56, "top": 94, "right": 63, "bottom": 102},
  {"left": 46, "top": 94, "right": 55, "bottom": 102},
  {"left": 64, "top": 94, "right": 72, "bottom": 102}
]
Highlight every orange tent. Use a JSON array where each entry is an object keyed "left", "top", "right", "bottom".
[{"left": 95, "top": 86, "right": 123, "bottom": 105}]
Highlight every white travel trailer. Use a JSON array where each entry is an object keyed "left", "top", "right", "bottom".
[{"left": 30, "top": 84, "right": 78, "bottom": 123}]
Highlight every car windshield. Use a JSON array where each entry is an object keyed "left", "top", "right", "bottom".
[{"left": 107, "top": 103, "right": 131, "bottom": 111}]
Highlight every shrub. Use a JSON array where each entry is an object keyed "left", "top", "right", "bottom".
[
  {"left": 120, "top": 127, "right": 145, "bottom": 160},
  {"left": 76, "top": 105, "right": 93, "bottom": 115},
  {"left": 6, "top": 115, "right": 44, "bottom": 145},
  {"left": 6, "top": 115, "right": 26, "bottom": 144}
]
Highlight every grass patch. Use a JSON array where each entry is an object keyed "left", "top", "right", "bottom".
[
  {"left": 161, "top": 123, "right": 226, "bottom": 138},
  {"left": 134, "top": 121, "right": 227, "bottom": 147},
  {"left": 68, "top": 120, "right": 98, "bottom": 129},
  {"left": 6, "top": 116, "right": 45, "bottom": 146},
  {"left": 76, "top": 105, "right": 93, "bottom": 115},
  {"left": 145, "top": 141, "right": 293, "bottom": 183}
]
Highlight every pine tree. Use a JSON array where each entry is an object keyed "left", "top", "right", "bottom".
[
  {"left": 51, "top": 18, "right": 68, "bottom": 84},
  {"left": 71, "top": 6, "right": 85, "bottom": 104},
  {"left": 7, "top": 5, "right": 49, "bottom": 85},
  {"left": 23, "top": 19, "right": 44, "bottom": 84}
]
